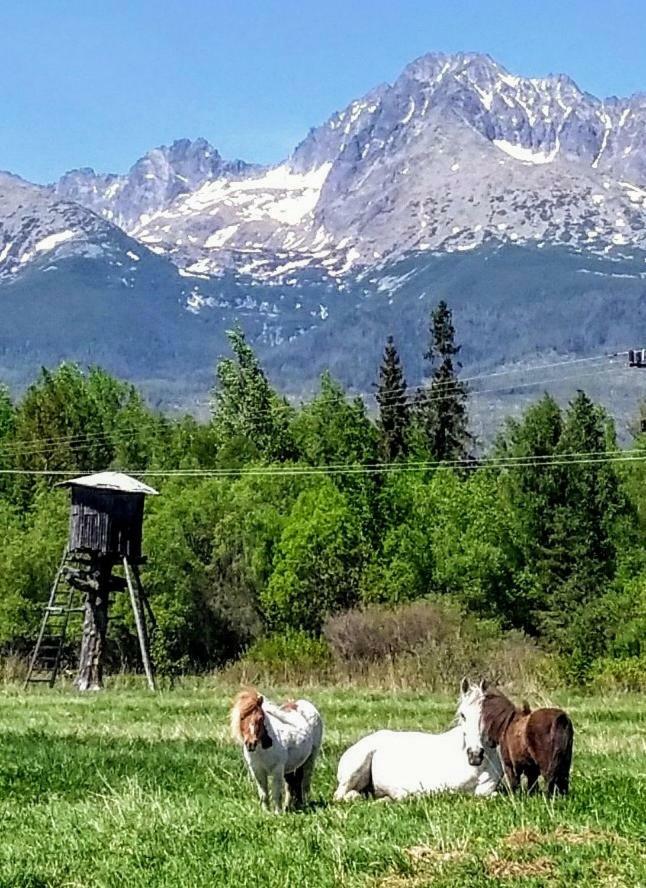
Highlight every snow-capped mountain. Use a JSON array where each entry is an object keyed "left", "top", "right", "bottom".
[
  {"left": 0, "top": 171, "right": 148, "bottom": 280},
  {"left": 2, "top": 51, "right": 646, "bottom": 421},
  {"left": 54, "top": 138, "right": 255, "bottom": 233},
  {"left": 44, "top": 52, "right": 646, "bottom": 283}
]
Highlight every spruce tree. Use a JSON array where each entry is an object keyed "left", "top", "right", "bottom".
[
  {"left": 376, "top": 336, "right": 410, "bottom": 461},
  {"left": 543, "top": 391, "right": 625, "bottom": 655},
  {"left": 414, "top": 300, "right": 471, "bottom": 461},
  {"left": 211, "top": 327, "right": 295, "bottom": 462}
]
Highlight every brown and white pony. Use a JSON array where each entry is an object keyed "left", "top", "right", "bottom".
[
  {"left": 230, "top": 688, "right": 323, "bottom": 813},
  {"left": 480, "top": 684, "right": 573, "bottom": 795}
]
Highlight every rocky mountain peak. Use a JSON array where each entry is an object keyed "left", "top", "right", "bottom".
[
  {"left": 54, "top": 138, "right": 256, "bottom": 231},
  {"left": 6, "top": 52, "right": 646, "bottom": 287}
]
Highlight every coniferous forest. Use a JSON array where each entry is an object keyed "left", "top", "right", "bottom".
[{"left": 1, "top": 302, "right": 644, "bottom": 690}]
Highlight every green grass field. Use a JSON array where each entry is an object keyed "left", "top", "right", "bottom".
[{"left": 0, "top": 685, "right": 644, "bottom": 887}]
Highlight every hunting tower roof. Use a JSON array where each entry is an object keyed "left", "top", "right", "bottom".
[{"left": 55, "top": 471, "right": 158, "bottom": 495}]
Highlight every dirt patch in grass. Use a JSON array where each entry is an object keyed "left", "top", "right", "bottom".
[
  {"left": 502, "top": 828, "right": 543, "bottom": 849},
  {"left": 549, "top": 826, "right": 622, "bottom": 846},
  {"left": 486, "top": 855, "right": 556, "bottom": 879},
  {"left": 374, "top": 845, "right": 470, "bottom": 886},
  {"left": 406, "top": 845, "right": 467, "bottom": 865},
  {"left": 502, "top": 825, "right": 624, "bottom": 850}
]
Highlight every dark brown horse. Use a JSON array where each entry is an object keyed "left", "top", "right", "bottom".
[{"left": 480, "top": 686, "right": 573, "bottom": 795}]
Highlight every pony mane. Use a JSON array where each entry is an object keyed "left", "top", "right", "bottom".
[
  {"left": 481, "top": 688, "right": 519, "bottom": 742},
  {"left": 230, "top": 688, "right": 264, "bottom": 744}
]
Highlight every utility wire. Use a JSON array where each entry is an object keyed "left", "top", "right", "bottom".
[
  {"left": 2, "top": 450, "right": 646, "bottom": 478},
  {"left": 0, "top": 348, "right": 639, "bottom": 456},
  {"left": 368, "top": 348, "right": 630, "bottom": 404},
  {"left": 372, "top": 364, "right": 632, "bottom": 409},
  {"left": 0, "top": 425, "right": 142, "bottom": 453}
]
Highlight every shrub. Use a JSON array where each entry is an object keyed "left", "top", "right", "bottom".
[
  {"left": 589, "top": 656, "right": 646, "bottom": 692},
  {"left": 323, "top": 598, "right": 556, "bottom": 692},
  {"left": 224, "top": 630, "right": 333, "bottom": 686}
]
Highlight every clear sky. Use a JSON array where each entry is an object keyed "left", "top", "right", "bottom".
[{"left": 2, "top": 0, "right": 645, "bottom": 184}]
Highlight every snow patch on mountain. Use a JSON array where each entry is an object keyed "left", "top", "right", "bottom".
[
  {"left": 34, "top": 229, "right": 77, "bottom": 253},
  {"left": 493, "top": 140, "right": 559, "bottom": 164}
]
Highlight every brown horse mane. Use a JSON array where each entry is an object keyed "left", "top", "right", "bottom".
[
  {"left": 481, "top": 688, "right": 527, "bottom": 743},
  {"left": 230, "top": 688, "right": 264, "bottom": 743}
]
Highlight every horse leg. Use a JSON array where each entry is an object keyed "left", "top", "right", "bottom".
[
  {"left": 524, "top": 763, "right": 541, "bottom": 794},
  {"left": 254, "top": 771, "right": 269, "bottom": 810},
  {"left": 546, "top": 763, "right": 570, "bottom": 796},
  {"left": 284, "top": 766, "right": 304, "bottom": 810},
  {"left": 270, "top": 768, "right": 285, "bottom": 814},
  {"left": 300, "top": 748, "right": 319, "bottom": 805},
  {"left": 500, "top": 751, "right": 520, "bottom": 793},
  {"left": 547, "top": 732, "right": 573, "bottom": 796}
]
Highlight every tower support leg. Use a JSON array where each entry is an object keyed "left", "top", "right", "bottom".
[
  {"left": 75, "top": 558, "right": 111, "bottom": 692},
  {"left": 123, "top": 557, "right": 155, "bottom": 691}
]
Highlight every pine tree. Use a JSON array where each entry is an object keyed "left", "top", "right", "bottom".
[
  {"left": 376, "top": 336, "right": 410, "bottom": 461},
  {"left": 413, "top": 300, "right": 471, "bottom": 461},
  {"left": 211, "top": 327, "right": 295, "bottom": 462},
  {"left": 543, "top": 391, "right": 625, "bottom": 655}
]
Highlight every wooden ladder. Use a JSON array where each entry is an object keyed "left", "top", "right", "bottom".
[{"left": 24, "top": 549, "right": 85, "bottom": 687}]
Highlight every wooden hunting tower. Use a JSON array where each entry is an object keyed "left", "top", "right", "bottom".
[{"left": 25, "top": 472, "right": 158, "bottom": 692}]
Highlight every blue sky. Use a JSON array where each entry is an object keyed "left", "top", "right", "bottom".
[{"left": 1, "top": 0, "right": 645, "bottom": 183}]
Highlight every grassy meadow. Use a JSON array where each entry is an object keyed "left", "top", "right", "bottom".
[{"left": 0, "top": 684, "right": 643, "bottom": 887}]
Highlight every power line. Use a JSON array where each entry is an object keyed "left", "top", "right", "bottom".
[
  {"left": 374, "top": 363, "right": 632, "bottom": 410},
  {"left": 0, "top": 426, "right": 142, "bottom": 454},
  {"left": 369, "top": 348, "right": 630, "bottom": 405},
  {"left": 2, "top": 450, "right": 645, "bottom": 478},
  {"left": 0, "top": 349, "right": 639, "bottom": 457}
]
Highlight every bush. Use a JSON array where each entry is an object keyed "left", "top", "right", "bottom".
[
  {"left": 589, "top": 656, "right": 646, "bottom": 692},
  {"left": 224, "top": 630, "right": 333, "bottom": 686},
  {"left": 323, "top": 599, "right": 556, "bottom": 692}
]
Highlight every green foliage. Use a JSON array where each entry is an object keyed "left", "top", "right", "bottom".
[
  {"left": 424, "top": 470, "right": 517, "bottom": 618},
  {"left": 234, "top": 629, "right": 333, "bottom": 684},
  {"left": 262, "top": 480, "right": 370, "bottom": 633},
  {"left": 0, "top": 490, "right": 68, "bottom": 650},
  {"left": 211, "top": 327, "right": 295, "bottom": 462},
  {"left": 139, "top": 478, "right": 233, "bottom": 672},
  {"left": 291, "top": 371, "right": 378, "bottom": 468},
  {"left": 540, "top": 392, "right": 627, "bottom": 654},
  {"left": 361, "top": 473, "right": 434, "bottom": 604},
  {"left": 0, "top": 336, "right": 644, "bottom": 686},
  {"left": 590, "top": 655, "right": 646, "bottom": 692},
  {"left": 0, "top": 385, "right": 16, "bottom": 497}
]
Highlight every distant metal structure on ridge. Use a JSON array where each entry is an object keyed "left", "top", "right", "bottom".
[{"left": 24, "top": 472, "right": 158, "bottom": 691}]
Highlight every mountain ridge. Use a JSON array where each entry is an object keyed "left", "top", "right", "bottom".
[{"left": 1, "top": 51, "right": 646, "bottom": 425}]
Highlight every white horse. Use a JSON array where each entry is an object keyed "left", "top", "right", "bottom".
[
  {"left": 333, "top": 678, "right": 502, "bottom": 802},
  {"left": 230, "top": 688, "right": 323, "bottom": 813}
]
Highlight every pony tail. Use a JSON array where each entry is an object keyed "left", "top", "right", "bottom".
[{"left": 546, "top": 712, "right": 574, "bottom": 795}]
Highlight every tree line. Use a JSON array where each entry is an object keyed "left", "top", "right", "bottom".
[{"left": 0, "top": 301, "right": 644, "bottom": 685}]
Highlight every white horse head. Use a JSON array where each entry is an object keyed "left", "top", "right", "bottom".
[{"left": 458, "top": 677, "right": 491, "bottom": 767}]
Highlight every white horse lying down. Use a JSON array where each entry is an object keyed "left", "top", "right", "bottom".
[
  {"left": 334, "top": 679, "right": 502, "bottom": 802},
  {"left": 230, "top": 688, "right": 323, "bottom": 813}
]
